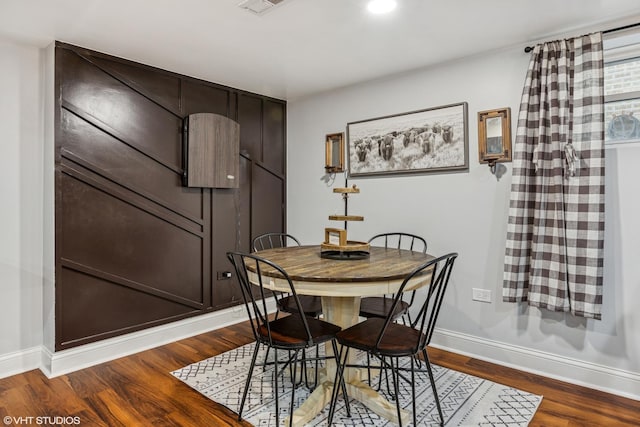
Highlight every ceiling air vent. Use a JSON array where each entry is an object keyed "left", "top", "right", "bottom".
[{"left": 238, "top": 0, "right": 286, "bottom": 15}]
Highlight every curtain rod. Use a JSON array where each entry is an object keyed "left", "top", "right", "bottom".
[{"left": 523, "top": 21, "right": 640, "bottom": 53}]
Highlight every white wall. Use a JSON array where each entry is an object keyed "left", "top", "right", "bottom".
[
  {"left": 287, "top": 45, "right": 640, "bottom": 398},
  {"left": 0, "top": 39, "right": 44, "bottom": 373},
  {"left": 42, "top": 42, "right": 55, "bottom": 354}
]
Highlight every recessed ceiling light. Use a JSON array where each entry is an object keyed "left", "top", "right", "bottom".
[{"left": 367, "top": 0, "right": 397, "bottom": 14}]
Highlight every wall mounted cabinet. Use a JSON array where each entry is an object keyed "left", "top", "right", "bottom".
[{"left": 184, "top": 113, "right": 240, "bottom": 188}]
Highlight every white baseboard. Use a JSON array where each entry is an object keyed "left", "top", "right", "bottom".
[
  {"left": 0, "top": 346, "right": 42, "bottom": 379},
  {"left": 431, "top": 327, "right": 640, "bottom": 401},
  {"left": 39, "top": 303, "right": 262, "bottom": 378},
  {"left": 2, "top": 302, "right": 275, "bottom": 380}
]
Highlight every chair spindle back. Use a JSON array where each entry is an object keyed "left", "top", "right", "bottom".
[
  {"left": 253, "top": 232, "right": 301, "bottom": 252},
  {"left": 374, "top": 252, "right": 458, "bottom": 353},
  {"left": 368, "top": 232, "right": 427, "bottom": 253},
  {"left": 226, "top": 251, "right": 314, "bottom": 347}
]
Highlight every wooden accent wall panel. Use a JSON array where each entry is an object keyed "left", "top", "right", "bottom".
[
  {"left": 237, "top": 94, "right": 263, "bottom": 160},
  {"left": 60, "top": 109, "right": 202, "bottom": 219},
  {"left": 182, "top": 80, "right": 230, "bottom": 117},
  {"left": 210, "top": 156, "right": 253, "bottom": 310},
  {"left": 251, "top": 164, "right": 285, "bottom": 238},
  {"left": 263, "top": 100, "right": 286, "bottom": 174},
  {"left": 58, "top": 49, "right": 183, "bottom": 171},
  {"left": 54, "top": 42, "right": 286, "bottom": 350}
]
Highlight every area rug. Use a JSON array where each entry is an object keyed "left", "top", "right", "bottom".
[{"left": 172, "top": 343, "right": 542, "bottom": 426}]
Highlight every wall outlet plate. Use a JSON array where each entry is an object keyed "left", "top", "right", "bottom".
[{"left": 472, "top": 288, "right": 492, "bottom": 303}]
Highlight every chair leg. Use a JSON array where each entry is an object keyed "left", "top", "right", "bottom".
[
  {"left": 289, "top": 350, "right": 300, "bottom": 427},
  {"left": 331, "top": 340, "right": 350, "bottom": 417},
  {"left": 328, "top": 345, "right": 350, "bottom": 425},
  {"left": 414, "top": 353, "right": 423, "bottom": 369},
  {"left": 314, "top": 345, "right": 319, "bottom": 389},
  {"left": 239, "top": 341, "right": 261, "bottom": 421},
  {"left": 411, "top": 356, "right": 417, "bottom": 427},
  {"left": 368, "top": 353, "right": 383, "bottom": 392},
  {"left": 376, "top": 355, "right": 383, "bottom": 391},
  {"left": 371, "top": 355, "right": 394, "bottom": 397},
  {"left": 274, "top": 348, "right": 280, "bottom": 426},
  {"left": 263, "top": 346, "right": 271, "bottom": 371},
  {"left": 389, "top": 357, "right": 403, "bottom": 427},
  {"left": 327, "top": 345, "right": 342, "bottom": 425},
  {"left": 300, "top": 349, "right": 306, "bottom": 387},
  {"left": 371, "top": 353, "right": 385, "bottom": 392},
  {"left": 383, "top": 356, "right": 395, "bottom": 399},
  {"left": 296, "top": 350, "right": 305, "bottom": 387},
  {"left": 423, "top": 349, "right": 444, "bottom": 426}
]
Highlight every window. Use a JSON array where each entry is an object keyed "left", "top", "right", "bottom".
[{"left": 604, "top": 29, "right": 640, "bottom": 145}]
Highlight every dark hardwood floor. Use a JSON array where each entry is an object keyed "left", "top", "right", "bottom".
[{"left": 0, "top": 321, "right": 638, "bottom": 426}]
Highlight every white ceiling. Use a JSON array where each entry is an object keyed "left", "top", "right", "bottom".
[{"left": 1, "top": 0, "right": 639, "bottom": 100}]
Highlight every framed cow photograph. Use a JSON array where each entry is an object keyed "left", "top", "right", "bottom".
[{"left": 346, "top": 102, "right": 468, "bottom": 177}]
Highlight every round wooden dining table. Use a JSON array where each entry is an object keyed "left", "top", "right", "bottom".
[{"left": 250, "top": 245, "right": 434, "bottom": 426}]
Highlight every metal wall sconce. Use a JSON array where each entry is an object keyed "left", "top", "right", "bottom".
[
  {"left": 325, "top": 132, "right": 345, "bottom": 173},
  {"left": 478, "top": 107, "right": 512, "bottom": 175}
]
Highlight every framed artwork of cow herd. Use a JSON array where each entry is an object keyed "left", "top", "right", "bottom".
[{"left": 346, "top": 102, "right": 468, "bottom": 177}]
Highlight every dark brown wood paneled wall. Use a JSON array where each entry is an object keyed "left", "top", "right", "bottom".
[{"left": 54, "top": 42, "right": 286, "bottom": 350}]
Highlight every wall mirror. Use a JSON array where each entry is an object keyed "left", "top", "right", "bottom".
[
  {"left": 325, "top": 132, "right": 345, "bottom": 173},
  {"left": 478, "top": 107, "right": 512, "bottom": 167}
]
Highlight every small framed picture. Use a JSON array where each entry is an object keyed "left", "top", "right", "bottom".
[{"left": 478, "top": 108, "right": 512, "bottom": 165}]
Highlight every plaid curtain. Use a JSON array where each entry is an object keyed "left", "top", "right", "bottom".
[{"left": 503, "top": 33, "right": 605, "bottom": 320}]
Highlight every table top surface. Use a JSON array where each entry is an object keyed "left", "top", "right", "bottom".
[{"left": 252, "top": 245, "right": 434, "bottom": 283}]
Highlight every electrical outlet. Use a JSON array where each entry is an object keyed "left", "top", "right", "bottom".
[
  {"left": 217, "top": 271, "right": 232, "bottom": 280},
  {"left": 472, "top": 288, "right": 492, "bottom": 303}
]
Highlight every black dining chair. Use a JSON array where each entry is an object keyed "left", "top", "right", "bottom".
[
  {"left": 226, "top": 251, "right": 350, "bottom": 426},
  {"left": 360, "top": 233, "right": 428, "bottom": 324},
  {"left": 328, "top": 252, "right": 458, "bottom": 427},
  {"left": 253, "top": 233, "right": 324, "bottom": 388},
  {"left": 360, "top": 233, "right": 428, "bottom": 391},
  {"left": 252, "top": 232, "right": 323, "bottom": 318}
]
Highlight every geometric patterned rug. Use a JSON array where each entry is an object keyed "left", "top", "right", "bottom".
[{"left": 172, "top": 343, "right": 542, "bottom": 426}]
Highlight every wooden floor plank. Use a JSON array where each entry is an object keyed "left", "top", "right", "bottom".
[{"left": 0, "top": 321, "right": 637, "bottom": 426}]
